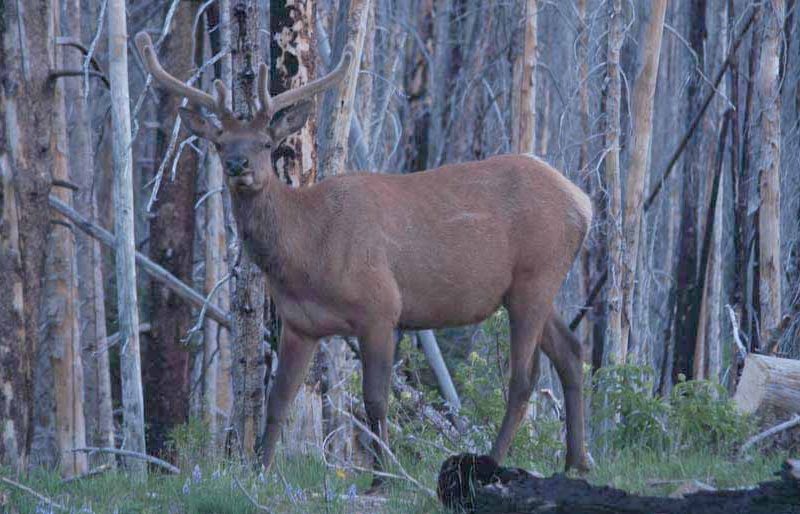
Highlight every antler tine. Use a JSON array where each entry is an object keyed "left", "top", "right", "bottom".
[
  {"left": 267, "top": 44, "right": 355, "bottom": 115},
  {"left": 134, "top": 31, "right": 219, "bottom": 113},
  {"left": 257, "top": 63, "right": 272, "bottom": 114}
]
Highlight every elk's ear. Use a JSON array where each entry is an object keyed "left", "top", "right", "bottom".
[
  {"left": 179, "top": 107, "right": 222, "bottom": 142},
  {"left": 269, "top": 100, "right": 313, "bottom": 144}
]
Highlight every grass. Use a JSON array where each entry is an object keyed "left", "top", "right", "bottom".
[{"left": 1, "top": 445, "right": 788, "bottom": 513}]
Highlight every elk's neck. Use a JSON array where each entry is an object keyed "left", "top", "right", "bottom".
[{"left": 230, "top": 178, "right": 316, "bottom": 284}]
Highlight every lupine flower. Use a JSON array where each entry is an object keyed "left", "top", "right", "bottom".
[
  {"left": 192, "top": 464, "right": 202, "bottom": 483},
  {"left": 182, "top": 478, "right": 191, "bottom": 495}
]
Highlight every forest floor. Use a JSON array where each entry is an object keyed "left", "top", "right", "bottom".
[{"left": 0, "top": 448, "right": 787, "bottom": 513}]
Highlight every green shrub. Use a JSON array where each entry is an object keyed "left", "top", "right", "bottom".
[{"left": 669, "top": 378, "right": 752, "bottom": 453}]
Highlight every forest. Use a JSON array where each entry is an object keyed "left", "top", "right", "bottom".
[{"left": 0, "top": 0, "right": 799, "bottom": 512}]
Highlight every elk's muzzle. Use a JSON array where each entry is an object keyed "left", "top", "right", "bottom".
[{"left": 225, "top": 157, "right": 249, "bottom": 177}]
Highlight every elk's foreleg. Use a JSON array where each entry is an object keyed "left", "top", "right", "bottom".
[
  {"left": 540, "top": 314, "right": 590, "bottom": 472},
  {"left": 359, "top": 323, "right": 395, "bottom": 490},
  {"left": 260, "top": 325, "right": 319, "bottom": 472}
]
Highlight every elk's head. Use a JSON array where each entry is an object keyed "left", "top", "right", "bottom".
[{"left": 135, "top": 32, "right": 352, "bottom": 193}]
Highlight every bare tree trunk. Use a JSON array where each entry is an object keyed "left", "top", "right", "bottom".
[
  {"left": 1, "top": 0, "right": 62, "bottom": 470},
  {"left": 108, "top": 0, "right": 146, "bottom": 475},
  {"left": 510, "top": 0, "right": 537, "bottom": 155},
  {"left": 603, "top": 0, "right": 624, "bottom": 366},
  {"left": 672, "top": 0, "right": 707, "bottom": 381},
  {"left": 229, "top": 0, "right": 268, "bottom": 460},
  {"left": 318, "top": 0, "right": 372, "bottom": 178},
  {"left": 757, "top": 0, "right": 784, "bottom": 340},
  {"left": 144, "top": 0, "right": 200, "bottom": 454},
  {"left": 63, "top": 0, "right": 114, "bottom": 466},
  {"left": 30, "top": 3, "right": 88, "bottom": 477},
  {"left": 211, "top": 0, "right": 234, "bottom": 442},
  {"left": 696, "top": 4, "right": 729, "bottom": 382},
  {"left": 620, "top": 0, "right": 667, "bottom": 362}
]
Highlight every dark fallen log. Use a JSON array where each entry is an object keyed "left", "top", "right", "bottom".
[{"left": 437, "top": 454, "right": 800, "bottom": 514}]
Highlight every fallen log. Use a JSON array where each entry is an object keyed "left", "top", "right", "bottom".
[
  {"left": 437, "top": 453, "right": 800, "bottom": 514},
  {"left": 733, "top": 354, "right": 800, "bottom": 416}
]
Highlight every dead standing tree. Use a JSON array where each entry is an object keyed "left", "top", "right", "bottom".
[
  {"left": 1, "top": 0, "right": 66, "bottom": 469},
  {"left": 145, "top": 1, "right": 200, "bottom": 454},
  {"left": 228, "top": 0, "right": 269, "bottom": 460},
  {"left": 108, "top": 0, "right": 147, "bottom": 475}
]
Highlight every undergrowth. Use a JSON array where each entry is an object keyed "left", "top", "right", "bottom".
[{"left": 1, "top": 309, "right": 788, "bottom": 513}]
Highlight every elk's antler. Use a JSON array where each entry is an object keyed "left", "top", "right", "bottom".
[
  {"left": 257, "top": 44, "right": 355, "bottom": 117},
  {"left": 135, "top": 31, "right": 231, "bottom": 117},
  {"left": 136, "top": 30, "right": 353, "bottom": 123}
]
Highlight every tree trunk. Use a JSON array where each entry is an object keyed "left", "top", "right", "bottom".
[
  {"left": 108, "top": 0, "right": 147, "bottom": 475},
  {"left": 672, "top": 0, "right": 707, "bottom": 382},
  {"left": 318, "top": 0, "right": 372, "bottom": 178},
  {"left": 144, "top": 0, "right": 200, "bottom": 454},
  {"left": 63, "top": 0, "right": 115, "bottom": 466},
  {"left": 30, "top": 2, "right": 88, "bottom": 476},
  {"left": 510, "top": 0, "right": 537, "bottom": 155},
  {"left": 757, "top": 0, "right": 784, "bottom": 340},
  {"left": 0, "top": 0, "right": 63, "bottom": 470},
  {"left": 620, "top": 0, "right": 667, "bottom": 361},
  {"left": 229, "top": 0, "right": 268, "bottom": 460},
  {"left": 209, "top": 0, "right": 234, "bottom": 444},
  {"left": 603, "top": 0, "right": 624, "bottom": 366}
]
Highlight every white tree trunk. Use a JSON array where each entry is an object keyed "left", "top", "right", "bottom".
[
  {"left": 511, "top": 0, "right": 537, "bottom": 155},
  {"left": 603, "top": 0, "right": 624, "bottom": 366},
  {"left": 620, "top": 0, "right": 667, "bottom": 359},
  {"left": 757, "top": 0, "right": 784, "bottom": 340},
  {"left": 108, "top": 0, "right": 147, "bottom": 475},
  {"left": 318, "top": 0, "right": 372, "bottom": 178}
]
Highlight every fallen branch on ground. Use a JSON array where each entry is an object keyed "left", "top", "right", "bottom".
[
  {"left": 232, "top": 473, "right": 271, "bottom": 512},
  {"left": 0, "top": 476, "right": 66, "bottom": 511},
  {"left": 740, "top": 413, "right": 800, "bottom": 456},
  {"left": 71, "top": 447, "right": 180, "bottom": 474},
  {"left": 61, "top": 463, "right": 114, "bottom": 484}
]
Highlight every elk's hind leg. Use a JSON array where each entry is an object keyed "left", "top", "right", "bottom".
[
  {"left": 540, "top": 314, "right": 590, "bottom": 472},
  {"left": 490, "top": 278, "right": 554, "bottom": 464}
]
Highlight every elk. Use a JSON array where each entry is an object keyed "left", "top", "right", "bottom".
[{"left": 135, "top": 32, "right": 592, "bottom": 485}]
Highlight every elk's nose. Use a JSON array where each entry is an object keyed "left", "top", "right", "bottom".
[{"left": 225, "top": 157, "right": 249, "bottom": 176}]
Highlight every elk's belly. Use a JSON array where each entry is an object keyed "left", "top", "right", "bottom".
[{"left": 395, "top": 269, "right": 510, "bottom": 329}]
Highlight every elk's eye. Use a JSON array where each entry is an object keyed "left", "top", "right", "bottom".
[{"left": 263, "top": 142, "right": 272, "bottom": 150}]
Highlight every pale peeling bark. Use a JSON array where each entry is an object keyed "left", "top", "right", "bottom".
[
  {"left": 63, "top": 0, "right": 114, "bottom": 467},
  {"left": 213, "top": 0, "right": 234, "bottom": 439},
  {"left": 757, "top": 0, "right": 784, "bottom": 339},
  {"left": 229, "top": 0, "right": 268, "bottom": 460},
  {"left": 0, "top": 155, "right": 24, "bottom": 470},
  {"left": 108, "top": 0, "right": 147, "bottom": 475},
  {"left": 318, "top": 0, "right": 372, "bottom": 178},
  {"left": 619, "top": 1, "right": 667, "bottom": 361},
  {"left": 272, "top": 0, "right": 318, "bottom": 187},
  {"left": 1, "top": 0, "right": 63, "bottom": 470},
  {"left": 203, "top": 151, "right": 229, "bottom": 445},
  {"left": 603, "top": 0, "right": 624, "bottom": 366},
  {"left": 30, "top": 3, "right": 88, "bottom": 476},
  {"left": 511, "top": 0, "right": 537, "bottom": 155}
]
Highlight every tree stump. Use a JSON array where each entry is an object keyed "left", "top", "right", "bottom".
[{"left": 733, "top": 354, "right": 800, "bottom": 416}]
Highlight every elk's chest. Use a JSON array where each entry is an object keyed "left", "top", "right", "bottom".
[{"left": 269, "top": 285, "right": 356, "bottom": 338}]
